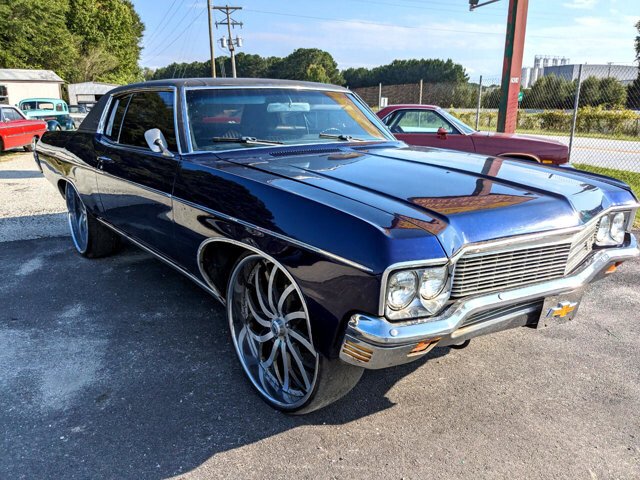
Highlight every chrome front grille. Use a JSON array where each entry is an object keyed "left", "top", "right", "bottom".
[
  {"left": 451, "top": 243, "right": 572, "bottom": 298},
  {"left": 565, "top": 222, "right": 598, "bottom": 274}
]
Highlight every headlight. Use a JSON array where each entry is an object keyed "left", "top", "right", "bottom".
[
  {"left": 610, "top": 212, "right": 626, "bottom": 244},
  {"left": 420, "top": 267, "right": 447, "bottom": 299},
  {"left": 595, "top": 211, "right": 630, "bottom": 246},
  {"left": 387, "top": 271, "right": 417, "bottom": 310},
  {"left": 385, "top": 266, "right": 451, "bottom": 320},
  {"left": 595, "top": 215, "right": 610, "bottom": 243}
]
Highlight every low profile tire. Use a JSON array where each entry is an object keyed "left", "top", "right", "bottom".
[
  {"left": 227, "top": 253, "right": 363, "bottom": 414},
  {"left": 23, "top": 136, "right": 37, "bottom": 152},
  {"left": 65, "top": 183, "right": 120, "bottom": 258}
]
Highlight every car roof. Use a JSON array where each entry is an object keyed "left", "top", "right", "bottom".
[
  {"left": 109, "top": 77, "right": 350, "bottom": 94},
  {"left": 19, "top": 98, "right": 66, "bottom": 103},
  {"left": 385, "top": 104, "right": 440, "bottom": 110}
]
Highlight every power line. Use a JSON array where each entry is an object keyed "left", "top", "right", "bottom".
[
  {"left": 144, "top": 0, "right": 181, "bottom": 47},
  {"left": 244, "top": 8, "right": 506, "bottom": 36},
  {"left": 144, "top": 8, "right": 207, "bottom": 63},
  {"left": 144, "top": 3, "right": 205, "bottom": 59},
  {"left": 243, "top": 8, "right": 587, "bottom": 40}
]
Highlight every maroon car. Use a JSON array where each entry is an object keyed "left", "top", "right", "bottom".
[
  {"left": 377, "top": 104, "right": 568, "bottom": 165},
  {"left": 0, "top": 105, "right": 47, "bottom": 152}
]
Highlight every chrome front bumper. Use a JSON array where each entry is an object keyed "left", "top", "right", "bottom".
[{"left": 340, "top": 235, "right": 639, "bottom": 369}]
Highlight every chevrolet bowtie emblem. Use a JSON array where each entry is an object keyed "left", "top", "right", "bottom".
[{"left": 549, "top": 301, "right": 577, "bottom": 318}]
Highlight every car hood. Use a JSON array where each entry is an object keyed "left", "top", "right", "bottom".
[
  {"left": 220, "top": 144, "right": 636, "bottom": 256},
  {"left": 473, "top": 130, "right": 566, "bottom": 146}
]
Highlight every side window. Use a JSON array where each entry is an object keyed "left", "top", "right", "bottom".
[
  {"left": 104, "top": 95, "right": 131, "bottom": 142},
  {"left": 118, "top": 91, "right": 177, "bottom": 151},
  {"left": 389, "top": 110, "right": 456, "bottom": 134},
  {"left": 56, "top": 103, "right": 64, "bottom": 112},
  {"left": 2, "top": 108, "right": 22, "bottom": 121}
]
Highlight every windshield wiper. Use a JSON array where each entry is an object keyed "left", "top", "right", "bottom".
[
  {"left": 318, "top": 133, "right": 366, "bottom": 142},
  {"left": 211, "top": 136, "right": 284, "bottom": 146}
]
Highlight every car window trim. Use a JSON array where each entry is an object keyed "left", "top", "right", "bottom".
[
  {"left": 98, "top": 135, "right": 181, "bottom": 161},
  {"left": 381, "top": 108, "right": 464, "bottom": 135},
  {"left": 386, "top": 108, "right": 461, "bottom": 135},
  {"left": 180, "top": 85, "right": 395, "bottom": 154},
  {"left": 97, "top": 86, "right": 182, "bottom": 155},
  {"left": 115, "top": 94, "right": 132, "bottom": 144}
]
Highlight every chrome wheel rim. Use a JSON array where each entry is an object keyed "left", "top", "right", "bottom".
[
  {"left": 65, "top": 185, "right": 88, "bottom": 253},
  {"left": 228, "top": 254, "right": 318, "bottom": 409}
]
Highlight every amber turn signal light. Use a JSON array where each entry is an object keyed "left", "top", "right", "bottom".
[
  {"left": 409, "top": 338, "right": 440, "bottom": 355},
  {"left": 605, "top": 261, "right": 624, "bottom": 274}
]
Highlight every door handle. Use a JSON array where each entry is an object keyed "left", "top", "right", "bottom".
[{"left": 97, "top": 156, "right": 113, "bottom": 169}]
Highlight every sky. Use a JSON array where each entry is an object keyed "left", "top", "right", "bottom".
[{"left": 134, "top": 0, "right": 640, "bottom": 81}]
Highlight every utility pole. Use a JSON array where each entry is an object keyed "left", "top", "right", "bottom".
[
  {"left": 214, "top": 5, "right": 243, "bottom": 78},
  {"left": 207, "top": 0, "right": 216, "bottom": 78},
  {"left": 469, "top": 0, "right": 529, "bottom": 134},
  {"left": 496, "top": 0, "right": 528, "bottom": 133}
]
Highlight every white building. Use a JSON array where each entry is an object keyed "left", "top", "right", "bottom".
[
  {"left": 0, "top": 69, "right": 64, "bottom": 105},
  {"left": 68, "top": 82, "right": 119, "bottom": 107}
]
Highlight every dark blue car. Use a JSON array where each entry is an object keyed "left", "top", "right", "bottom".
[{"left": 36, "top": 79, "right": 639, "bottom": 414}]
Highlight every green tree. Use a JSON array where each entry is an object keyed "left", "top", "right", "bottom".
[
  {"left": 598, "top": 77, "right": 626, "bottom": 107},
  {"left": 522, "top": 74, "right": 574, "bottom": 109},
  {"left": 343, "top": 58, "right": 468, "bottom": 88},
  {"left": 67, "top": 0, "right": 144, "bottom": 83},
  {"left": 482, "top": 87, "right": 501, "bottom": 109},
  {"left": 269, "top": 48, "right": 344, "bottom": 84},
  {"left": 342, "top": 67, "right": 373, "bottom": 88},
  {"left": 305, "top": 64, "right": 331, "bottom": 83},
  {"left": 0, "top": 0, "right": 80, "bottom": 80},
  {"left": 627, "top": 20, "right": 640, "bottom": 109},
  {"left": 578, "top": 76, "right": 601, "bottom": 107},
  {"left": 578, "top": 76, "right": 626, "bottom": 108}
]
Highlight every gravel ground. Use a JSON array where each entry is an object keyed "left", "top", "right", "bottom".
[
  {"left": 1, "top": 151, "right": 639, "bottom": 479},
  {"left": 0, "top": 151, "right": 67, "bottom": 242}
]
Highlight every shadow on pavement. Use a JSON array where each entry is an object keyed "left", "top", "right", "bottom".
[
  {"left": 0, "top": 236, "right": 449, "bottom": 479},
  {"left": 0, "top": 169, "right": 42, "bottom": 179}
]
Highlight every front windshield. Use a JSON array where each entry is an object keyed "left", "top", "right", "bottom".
[
  {"left": 438, "top": 108, "right": 476, "bottom": 135},
  {"left": 185, "top": 88, "right": 391, "bottom": 151}
]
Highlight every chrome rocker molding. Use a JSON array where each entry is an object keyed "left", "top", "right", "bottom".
[
  {"left": 96, "top": 217, "right": 225, "bottom": 304},
  {"left": 343, "top": 234, "right": 639, "bottom": 370}
]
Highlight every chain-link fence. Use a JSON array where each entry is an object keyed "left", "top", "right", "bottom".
[{"left": 352, "top": 64, "right": 640, "bottom": 177}]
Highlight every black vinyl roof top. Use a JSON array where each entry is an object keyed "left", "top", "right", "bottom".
[{"left": 109, "top": 77, "right": 349, "bottom": 94}]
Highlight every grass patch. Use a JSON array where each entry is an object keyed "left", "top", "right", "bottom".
[{"left": 573, "top": 163, "right": 640, "bottom": 227}]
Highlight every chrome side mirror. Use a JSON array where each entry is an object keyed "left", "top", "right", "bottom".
[{"left": 144, "top": 128, "right": 174, "bottom": 157}]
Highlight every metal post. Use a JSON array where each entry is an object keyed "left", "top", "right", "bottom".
[
  {"left": 497, "top": 0, "right": 529, "bottom": 133},
  {"left": 378, "top": 83, "right": 382, "bottom": 109},
  {"left": 226, "top": 10, "right": 236, "bottom": 78},
  {"left": 475, "top": 75, "right": 483, "bottom": 130},
  {"left": 568, "top": 64, "right": 583, "bottom": 162},
  {"left": 419, "top": 79, "right": 423, "bottom": 104},
  {"left": 207, "top": 0, "right": 216, "bottom": 78},
  {"left": 214, "top": 5, "right": 243, "bottom": 79}
]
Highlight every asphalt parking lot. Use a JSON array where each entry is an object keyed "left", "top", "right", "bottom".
[{"left": 1, "top": 151, "right": 640, "bottom": 479}]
